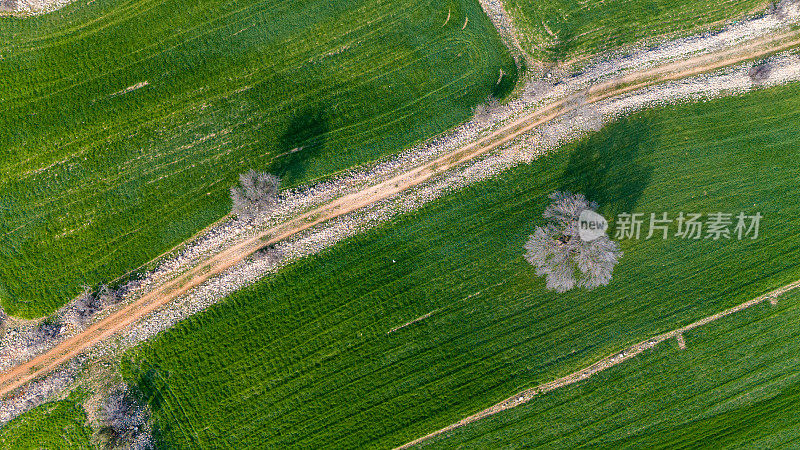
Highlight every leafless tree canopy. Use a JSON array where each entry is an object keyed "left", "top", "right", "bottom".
[
  {"left": 116, "top": 280, "right": 140, "bottom": 300},
  {"left": 253, "top": 245, "right": 283, "bottom": 265},
  {"left": 773, "top": 0, "right": 800, "bottom": 20},
  {"left": 0, "top": 0, "right": 17, "bottom": 12},
  {"left": 28, "top": 320, "right": 63, "bottom": 347},
  {"left": 524, "top": 192, "right": 622, "bottom": 293},
  {"left": 75, "top": 285, "right": 102, "bottom": 325},
  {"left": 99, "top": 283, "right": 120, "bottom": 307},
  {"left": 230, "top": 169, "right": 281, "bottom": 219},
  {"left": 71, "top": 283, "right": 121, "bottom": 326},
  {"left": 522, "top": 80, "right": 556, "bottom": 103},
  {"left": 748, "top": 62, "right": 771, "bottom": 83},
  {"left": 101, "top": 388, "right": 152, "bottom": 449},
  {"left": 472, "top": 96, "right": 501, "bottom": 126}
]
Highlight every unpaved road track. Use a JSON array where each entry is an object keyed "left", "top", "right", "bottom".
[
  {"left": 2, "top": 30, "right": 800, "bottom": 398},
  {"left": 395, "top": 278, "right": 800, "bottom": 449}
]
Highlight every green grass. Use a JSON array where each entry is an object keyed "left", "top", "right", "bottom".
[
  {"left": 0, "top": 392, "right": 92, "bottom": 449},
  {"left": 505, "top": 0, "right": 766, "bottom": 62},
  {"left": 122, "top": 82, "right": 800, "bottom": 448},
  {"left": 422, "top": 288, "right": 800, "bottom": 448},
  {"left": 0, "top": 0, "right": 517, "bottom": 318}
]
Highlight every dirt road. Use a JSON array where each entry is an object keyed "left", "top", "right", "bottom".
[{"left": 1, "top": 29, "right": 800, "bottom": 398}]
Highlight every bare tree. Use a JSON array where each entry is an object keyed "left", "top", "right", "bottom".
[
  {"left": 28, "top": 320, "right": 63, "bottom": 347},
  {"left": 253, "top": 245, "right": 283, "bottom": 265},
  {"left": 101, "top": 387, "right": 151, "bottom": 449},
  {"left": 0, "top": 307, "right": 6, "bottom": 336},
  {"left": 230, "top": 169, "right": 281, "bottom": 219},
  {"left": 0, "top": 0, "right": 18, "bottom": 13},
  {"left": 116, "top": 280, "right": 141, "bottom": 300},
  {"left": 472, "top": 96, "right": 501, "bottom": 126},
  {"left": 74, "top": 284, "right": 102, "bottom": 325},
  {"left": 127, "top": 432, "right": 155, "bottom": 450},
  {"left": 774, "top": 0, "right": 800, "bottom": 20},
  {"left": 524, "top": 192, "right": 622, "bottom": 292},
  {"left": 748, "top": 62, "right": 771, "bottom": 83},
  {"left": 98, "top": 283, "right": 120, "bottom": 307},
  {"left": 522, "top": 80, "right": 555, "bottom": 103}
]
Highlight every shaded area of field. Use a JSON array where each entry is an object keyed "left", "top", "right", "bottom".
[
  {"left": 123, "top": 83, "right": 800, "bottom": 448},
  {"left": 0, "top": 392, "right": 91, "bottom": 448},
  {"left": 560, "top": 117, "right": 654, "bottom": 220},
  {"left": 505, "top": 0, "right": 765, "bottom": 63},
  {"left": 0, "top": 0, "right": 517, "bottom": 317},
  {"left": 422, "top": 289, "right": 800, "bottom": 448}
]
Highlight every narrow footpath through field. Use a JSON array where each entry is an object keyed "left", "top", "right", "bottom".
[{"left": 395, "top": 278, "right": 800, "bottom": 448}]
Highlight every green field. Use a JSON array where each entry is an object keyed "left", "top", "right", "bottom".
[
  {"left": 0, "top": 393, "right": 92, "bottom": 449},
  {"left": 0, "top": 0, "right": 517, "bottom": 317},
  {"left": 121, "top": 82, "right": 800, "bottom": 448},
  {"left": 504, "top": 0, "right": 766, "bottom": 62},
  {"left": 423, "top": 288, "right": 800, "bottom": 448}
]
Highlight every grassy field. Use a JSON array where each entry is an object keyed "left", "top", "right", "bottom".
[
  {"left": 0, "top": 392, "right": 92, "bottom": 449},
  {"left": 504, "top": 0, "right": 766, "bottom": 62},
  {"left": 0, "top": 0, "right": 517, "bottom": 317},
  {"left": 422, "top": 288, "right": 800, "bottom": 448},
  {"left": 120, "top": 82, "right": 800, "bottom": 448}
]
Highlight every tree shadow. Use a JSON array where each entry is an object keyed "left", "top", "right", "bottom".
[
  {"left": 491, "top": 61, "right": 519, "bottom": 100},
  {"left": 269, "top": 108, "right": 330, "bottom": 185},
  {"left": 559, "top": 116, "right": 655, "bottom": 218},
  {"left": 129, "top": 363, "right": 171, "bottom": 446}
]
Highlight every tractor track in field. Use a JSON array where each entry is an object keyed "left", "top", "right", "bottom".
[
  {"left": 395, "top": 278, "right": 800, "bottom": 449},
  {"left": 1, "top": 28, "right": 800, "bottom": 400}
]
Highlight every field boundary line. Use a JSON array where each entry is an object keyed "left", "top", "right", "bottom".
[{"left": 394, "top": 278, "right": 800, "bottom": 449}]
